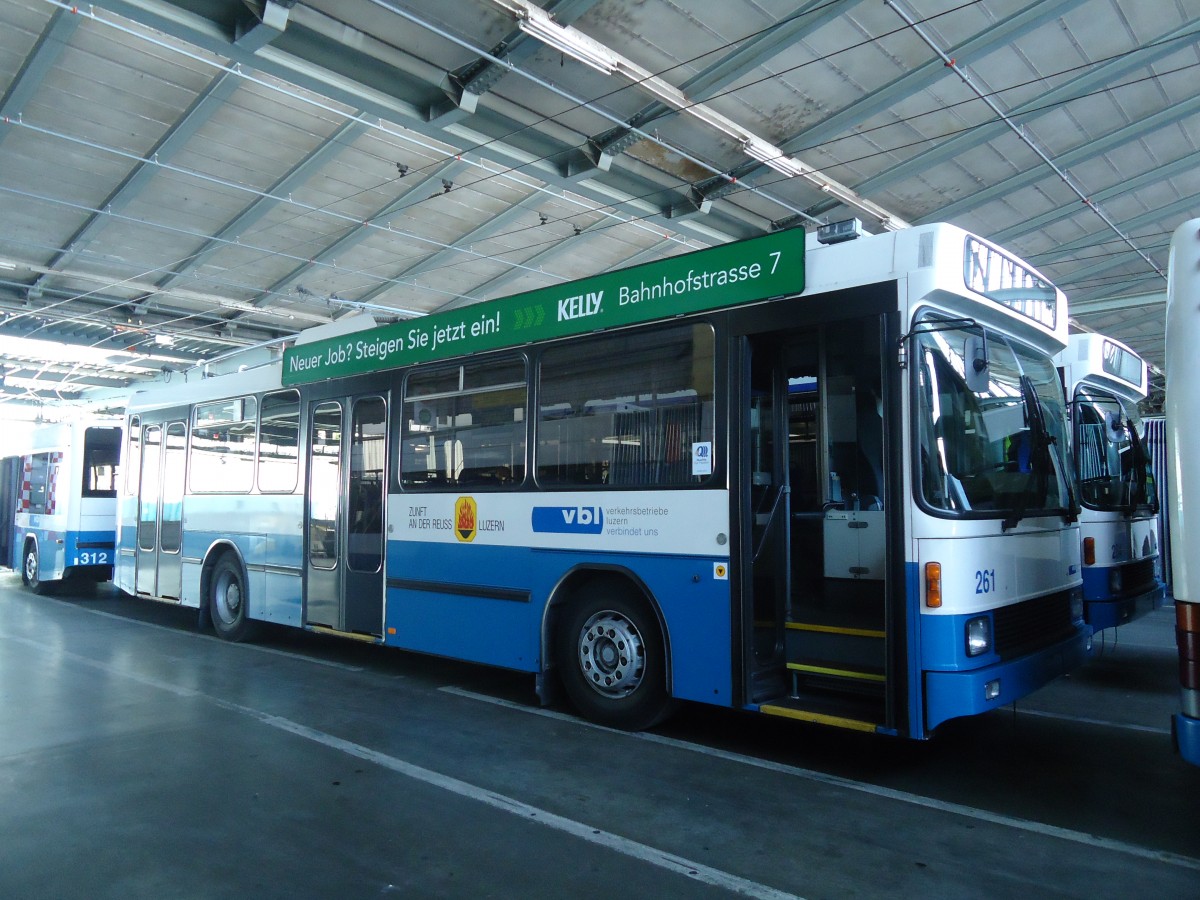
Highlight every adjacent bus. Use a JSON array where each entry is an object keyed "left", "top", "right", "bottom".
[
  {"left": 116, "top": 222, "right": 1089, "bottom": 738},
  {"left": 1056, "top": 332, "right": 1164, "bottom": 633},
  {"left": 1165, "top": 217, "right": 1200, "bottom": 764},
  {"left": 1, "top": 419, "right": 121, "bottom": 593}
]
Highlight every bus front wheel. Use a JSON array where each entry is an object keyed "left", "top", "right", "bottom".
[
  {"left": 556, "top": 584, "right": 674, "bottom": 731},
  {"left": 209, "top": 556, "right": 257, "bottom": 642},
  {"left": 22, "top": 543, "right": 51, "bottom": 595}
]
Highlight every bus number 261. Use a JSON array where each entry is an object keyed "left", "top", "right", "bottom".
[{"left": 975, "top": 568, "right": 996, "bottom": 594}]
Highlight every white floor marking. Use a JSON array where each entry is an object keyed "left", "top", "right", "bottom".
[
  {"left": 47, "top": 597, "right": 364, "bottom": 671},
  {"left": 439, "top": 687, "right": 1200, "bottom": 872},
  {"left": 1, "top": 632, "right": 800, "bottom": 900},
  {"left": 1016, "top": 707, "right": 1171, "bottom": 734}
]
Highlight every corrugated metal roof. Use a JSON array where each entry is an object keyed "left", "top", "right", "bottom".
[{"left": 2, "top": 0, "right": 1195, "bottom": 412}]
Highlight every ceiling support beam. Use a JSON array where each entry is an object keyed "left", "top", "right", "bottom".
[
  {"left": 916, "top": 92, "right": 1200, "bottom": 225},
  {"left": 784, "top": 0, "right": 1083, "bottom": 162},
  {"left": 1044, "top": 192, "right": 1200, "bottom": 263},
  {"left": 804, "top": 17, "right": 1200, "bottom": 219},
  {"left": 234, "top": 0, "right": 294, "bottom": 52},
  {"left": 1068, "top": 290, "right": 1165, "bottom": 318},
  {"left": 96, "top": 0, "right": 760, "bottom": 252},
  {"left": 443, "top": 217, "right": 618, "bottom": 310},
  {"left": 432, "top": 0, "right": 600, "bottom": 123},
  {"left": 587, "top": 0, "right": 853, "bottom": 175},
  {"left": 0, "top": 8, "right": 81, "bottom": 146},
  {"left": 242, "top": 157, "right": 470, "bottom": 311},
  {"left": 991, "top": 148, "right": 1200, "bottom": 245},
  {"left": 151, "top": 117, "right": 369, "bottom": 294},
  {"left": 693, "top": 0, "right": 1087, "bottom": 204},
  {"left": 355, "top": 193, "right": 547, "bottom": 305},
  {"left": 29, "top": 71, "right": 241, "bottom": 296}
]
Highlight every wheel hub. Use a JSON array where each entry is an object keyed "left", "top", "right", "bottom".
[
  {"left": 215, "top": 575, "right": 241, "bottom": 624},
  {"left": 577, "top": 611, "right": 645, "bottom": 699}
]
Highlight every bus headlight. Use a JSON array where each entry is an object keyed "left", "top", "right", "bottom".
[
  {"left": 1070, "top": 590, "right": 1084, "bottom": 621},
  {"left": 1109, "top": 568, "right": 1124, "bottom": 595},
  {"left": 966, "top": 616, "right": 991, "bottom": 657}
]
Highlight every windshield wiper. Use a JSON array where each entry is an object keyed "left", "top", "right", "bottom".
[
  {"left": 1125, "top": 422, "right": 1155, "bottom": 515},
  {"left": 1003, "top": 375, "right": 1065, "bottom": 531}
]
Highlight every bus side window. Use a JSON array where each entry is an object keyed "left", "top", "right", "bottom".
[{"left": 400, "top": 356, "right": 526, "bottom": 490}]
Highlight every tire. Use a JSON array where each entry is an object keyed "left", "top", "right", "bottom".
[
  {"left": 208, "top": 555, "right": 257, "bottom": 642},
  {"left": 22, "top": 543, "right": 52, "bottom": 595},
  {"left": 556, "top": 582, "right": 675, "bottom": 731}
]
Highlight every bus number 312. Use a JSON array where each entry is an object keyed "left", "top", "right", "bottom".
[
  {"left": 975, "top": 569, "right": 996, "bottom": 594},
  {"left": 75, "top": 551, "right": 110, "bottom": 565}
]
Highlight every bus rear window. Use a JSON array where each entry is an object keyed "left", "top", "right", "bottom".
[{"left": 82, "top": 427, "right": 121, "bottom": 498}]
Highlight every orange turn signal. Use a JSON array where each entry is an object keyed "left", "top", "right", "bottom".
[
  {"left": 925, "top": 562, "right": 942, "bottom": 609},
  {"left": 1083, "top": 537, "right": 1095, "bottom": 566}
]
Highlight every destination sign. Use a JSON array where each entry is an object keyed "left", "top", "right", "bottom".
[{"left": 282, "top": 228, "right": 804, "bottom": 385}]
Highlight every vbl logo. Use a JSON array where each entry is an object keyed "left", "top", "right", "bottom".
[{"left": 531, "top": 505, "right": 604, "bottom": 534}]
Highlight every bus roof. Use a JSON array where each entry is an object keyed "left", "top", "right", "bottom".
[{"left": 1057, "top": 331, "right": 1148, "bottom": 401}]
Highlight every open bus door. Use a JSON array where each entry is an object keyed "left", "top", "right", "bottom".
[
  {"left": 304, "top": 394, "right": 387, "bottom": 639},
  {"left": 742, "top": 315, "right": 898, "bottom": 733},
  {"left": 0, "top": 455, "right": 18, "bottom": 569}
]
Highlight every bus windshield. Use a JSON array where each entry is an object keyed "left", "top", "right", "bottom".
[
  {"left": 916, "top": 316, "right": 1074, "bottom": 523},
  {"left": 1072, "top": 389, "right": 1157, "bottom": 514}
]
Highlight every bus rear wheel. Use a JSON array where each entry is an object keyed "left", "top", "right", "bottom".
[
  {"left": 209, "top": 555, "right": 257, "bottom": 642},
  {"left": 556, "top": 584, "right": 674, "bottom": 731},
  {"left": 22, "top": 543, "right": 51, "bottom": 595}
]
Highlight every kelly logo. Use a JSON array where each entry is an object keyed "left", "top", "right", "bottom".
[
  {"left": 557, "top": 290, "right": 603, "bottom": 322},
  {"left": 454, "top": 497, "right": 477, "bottom": 542},
  {"left": 531, "top": 505, "right": 604, "bottom": 534}
]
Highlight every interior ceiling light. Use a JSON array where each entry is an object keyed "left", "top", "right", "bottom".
[
  {"left": 742, "top": 138, "right": 811, "bottom": 179},
  {"left": 515, "top": 5, "right": 618, "bottom": 74},
  {"left": 490, "top": 0, "right": 908, "bottom": 230}
]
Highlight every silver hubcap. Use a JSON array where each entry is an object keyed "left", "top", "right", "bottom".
[
  {"left": 214, "top": 572, "right": 242, "bottom": 625},
  {"left": 577, "top": 610, "right": 645, "bottom": 699},
  {"left": 24, "top": 549, "right": 37, "bottom": 583}
]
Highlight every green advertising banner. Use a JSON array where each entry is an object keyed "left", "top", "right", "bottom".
[{"left": 282, "top": 228, "right": 804, "bottom": 385}]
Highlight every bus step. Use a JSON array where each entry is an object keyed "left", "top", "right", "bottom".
[
  {"left": 786, "top": 620, "right": 885, "bottom": 639},
  {"left": 758, "top": 694, "right": 884, "bottom": 733},
  {"left": 785, "top": 621, "right": 884, "bottom": 672},
  {"left": 787, "top": 659, "right": 885, "bottom": 700}
]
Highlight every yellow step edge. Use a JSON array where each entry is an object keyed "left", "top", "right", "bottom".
[
  {"left": 308, "top": 624, "right": 381, "bottom": 644},
  {"left": 787, "top": 661, "right": 886, "bottom": 682},
  {"left": 759, "top": 704, "right": 879, "bottom": 733},
  {"left": 786, "top": 621, "right": 885, "bottom": 639}
]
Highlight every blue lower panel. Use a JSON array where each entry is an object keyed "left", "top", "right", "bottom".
[
  {"left": 63, "top": 530, "right": 116, "bottom": 570},
  {"left": 183, "top": 531, "right": 303, "bottom": 624},
  {"left": 15, "top": 529, "right": 113, "bottom": 582},
  {"left": 384, "top": 541, "right": 733, "bottom": 706},
  {"left": 1084, "top": 583, "right": 1165, "bottom": 632},
  {"left": 924, "top": 627, "right": 1091, "bottom": 733},
  {"left": 1173, "top": 714, "right": 1200, "bottom": 766}
]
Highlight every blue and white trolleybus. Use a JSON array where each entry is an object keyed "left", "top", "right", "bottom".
[
  {"left": 1056, "top": 332, "right": 1164, "bottom": 633},
  {"left": 116, "top": 222, "right": 1089, "bottom": 738},
  {"left": 1, "top": 418, "right": 121, "bottom": 593},
  {"left": 1165, "top": 217, "right": 1200, "bottom": 765}
]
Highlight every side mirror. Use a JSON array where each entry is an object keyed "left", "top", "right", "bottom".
[
  {"left": 965, "top": 334, "right": 989, "bottom": 393},
  {"left": 1107, "top": 412, "right": 1126, "bottom": 440}
]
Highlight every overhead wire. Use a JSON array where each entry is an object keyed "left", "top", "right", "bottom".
[{"left": 9, "top": 0, "right": 1193, "bottom": 395}]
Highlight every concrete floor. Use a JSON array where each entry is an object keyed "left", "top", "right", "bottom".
[{"left": 0, "top": 572, "right": 1197, "bottom": 899}]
